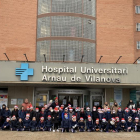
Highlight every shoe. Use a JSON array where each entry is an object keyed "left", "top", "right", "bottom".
[
  {"left": 57, "top": 129, "right": 59, "bottom": 132},
  {"left": 53, "top": 130, "right": 55, "bottom": 132}
]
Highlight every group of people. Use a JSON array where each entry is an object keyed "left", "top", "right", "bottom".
[{"left": 0, "top": 98, "right": 140, "bottom": 133}]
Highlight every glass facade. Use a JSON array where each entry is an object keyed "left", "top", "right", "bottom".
[{"left": 37, "top": 0, "right": 96, "bottom": 63}]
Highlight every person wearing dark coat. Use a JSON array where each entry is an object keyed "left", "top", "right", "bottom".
[
  {"left": 117, "top": 118, "right": 127, "bottom": 132},
  {"left": 127, "top": 116, "right": 133, "bottom": 132},
  {"left": 23, "top": 114, "right": 31, "bottom": 131},
  {"left": 1, "top": 118, "right": 10, "bottom": 130},
  {"left": 71, "top": 115, "right": 78, "bottom": 133},
  {"left": 132, "top": 117, "right": 140, "bottom": 132},
  {"left": 93, "top": 119, "right": 100, "bottom": 132},
  {"left": 40, "top": 108, "right": 47, "bottom": 121},
  {"left": 29, "top": 106, "right": 35, "bottom": 121},
  {"left": 131, "top": 109, "right": 138, "bottom": 122},
  {"left": 74, "top": 107, "right": 80, "bottom": 121},
  {"left": 107, "top": 118, "right": 116, "bottom": 132},
  {"left": 100, "top": 118, "right": 108, "bottom": 132},
  {"left": 34, "top": 108, "right": 40, "bottom": 123},
  {"left": 52, "top": 107, "right": 60, "bottom": 132},
  {"left": 85, "top": 107, "right": 92, "bottom": 120},
  {"left": 50, "top": 97, "right": 59, "bottom": 109},
  {"left": 61, "top": 113, "right": 71, "bottom": 132},
  {"left": 78, "top": 117, "right": 85, "bottom": 132},
  {"left": 0, "top": 108, "right": 3, "bottom": 127},
  {"left": 117, "top": 108, "right": 124, "bottom": 121},
  {"left": 105, "top": 108, "right": 112, "bottom": 121},
  {"left": 62, "top": 108, "right": 70, "bottom": 120},
  {"left": 86, "top": 115, "right": 93, "bottom": 132},
  {"left": 29, "top": 117, "right": 38, "bottom": 132},
  {"left": 44, "top": 115, "right": 53, "bottom": 131},
  {"left": 25, "top": 107, "right": 30, "bottom": 116},
  {"left": 92, "top": 107, "right": 98, "bottom": 123},
  {"left": 2, "top": 107, "right": 11, "bottom": 122},
  {"left": 98, "top": 108, "right": 105, "bottom": 123},
  {"left": 127, "top": 100, "right": 136, "bottom": 110},
  {"left": 58, "top": 107, "right": 63, "bottom": 127},
  {"left": 18, "top": 106, "right": 26, "bottom": 121},
  {"left": 80, "top": 108, "right": 86, "bottom": 120},
  {"left": 16, "top": 118, "right": 23, "bottom": 131},
  {"left": 124, "top": 108, "right": 131, "bottom": 123},
  {"left": 11, "top": 105, "right": 19, "bottom": 119},
  {"left": 10, "top": 115, "right": 17, "bottom": 131},
  {"left": 38, "top": 117, "right": 45, "bottom": 131}
]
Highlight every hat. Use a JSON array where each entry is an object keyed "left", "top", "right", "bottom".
[
  {"left": 65, "top": 107, "right": 68, "bottom": 110},
  {"left": 64, "top": 113, "right": 68, "bottom": 116},
  {"left": 30, "top": 106, "right": 33, "bottom": 109},
  {"left": 36, "top": 108, "right": 39, "bottom": 110},
  {"left": 118, "top": 107, "right": 121, "bottom": 110},
  {"left": 88, "top": 115, "right": 91, "bottom": 118},
  {"left": 69, "top": 107, "right": 73, "bottom": 111},
  {"left": 80, "top": 117, "right": 84, "bottom": 120},
  {"left": 102, "top": 118, "right": 106, "bottom": 121},
  {"left": 27, "top": 107, "right": 30, "bottom": 109},
  {"left": 14, "top": 105, "right": 18, "bottom": 109},
  {"left": 96, "top": 118, "right": 99, "bottom": 121},
  {"left": 48, "top": 115, "right": 51, "bottom": 118},
  {"left": 107, "top": 108, "right": 110, "bottom": 111},
  {"left": 7, "top": 118, "right": 10, "bottom": 121},
  {"left": 40, "top": 117, "right": 44, "bottom": 120},
  {"left": 112, "top": 117, "right": 115, "bottom": 121},
  {"left": 68, "top": 104, "right": 71, "bottom": 107},
  {"left": 61, "top": 105, "right": 64, "bottom": 107},
  {"left": 56, "top": 105, "right": 59, "bottom": 108},
  {"left": 121, "top": 118, "right": 125, "bottom": 122},
  {"left": 72, "top": 115, "right": 76, "bottom": 118},
  {"left": 135, "top": 117, "right": 139, "bottom": 120},
  {"left": 54, "top": 107, "right": 58, "bottom": 111},
  {"left": 60, "top": 107, "right": 63, "bottom": 110},
  {"left": 41, "top": 108, "right": 45, "bottom": 110},
  {"left": 132, "top": 108, "right": 136, "bottom": 111},
  {"left": 26, "top": 114, "right": 30, "bottom": 117},
  {"left": 86, "top": 107, "right": 90, "bottom": 110},
  {"left": 12, "top": 115, "right": 16, "bottom": 119},
  {"left": 98, "top": 107, "right": 101, "bottom": 110}
]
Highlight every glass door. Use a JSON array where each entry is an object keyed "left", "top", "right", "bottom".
[
  {"left": 35, "top": 93, "right": 48, "bottom": 108},
  {"left": 92, "top": 96, "right": 103, "bottom": 108}
]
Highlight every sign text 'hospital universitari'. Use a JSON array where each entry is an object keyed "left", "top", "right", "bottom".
[{"left": 42, "top": 66, "right": 128, "bottom": 83}]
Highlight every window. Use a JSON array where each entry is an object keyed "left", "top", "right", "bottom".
[
  {"left": 136, "top": 6, "right": 140, "bottom": 14},
  {"left": 137, "top": 41, "right": 140, "bottom": 49},
  {"left": 136, "top": 23, "right": 140, "bottom": 31}
]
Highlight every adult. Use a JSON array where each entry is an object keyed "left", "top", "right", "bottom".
[
  {"left": 51, "top": 97, "right": 59, "bottom": 109},
  {"left": 22, "top": 98, "right": 32, "bottom": 111},
  {"left": 111, "top": 102, "right": 119, "bottom": 115},
  {"left": 103, "top": 102, "right": 110, "bottom": 112},
  {"left": 127, "top": 100, "right": 136, "bottom": 110}
]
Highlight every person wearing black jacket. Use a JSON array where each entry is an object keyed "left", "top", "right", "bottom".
[
  {"left": 16, "top": 118, "right": 23, "bottom": 131},
  {"left": 29, "top": 117, "right": 38, "bottom": 132},
  {"left": 34, "top": 108, "right": 40, "bottom": 123},
  {"left": 133, "top": 117, "right": 140, "bottom": 132},
  {"left": 92, "top": 106, "right": 98, "bottom": 123},
  {"left": 86, "top": 115, "right": 93, "bottom": 132},
  {"left": 29, "top": 106, "right": 35, "bottom": 121},
  {"left": 93, "top": 119, "right": 100, "bottom": 132},
  {"left": 71, "top": 115, "right": 78, "bottom": 133},
  {"left": 45, "top": 115, "right": 53, "bottom": 131},
  {"left": 11, "top": 105, "right": 19, "bottom": 119},
  {"left": 100, "top": 118, "right": 108, "bottom": 132},
  {"left": 11, "top": 115, "right": 17, "bottom": 131},
  {"left": 78, "top": 117, "right": 85, "bottom": 132},
  {"left": 52, "top": 107, "right": 59, "bottom": 132},
  {"left": 80, "top": 108, "right": 86, "bottom": 120}
]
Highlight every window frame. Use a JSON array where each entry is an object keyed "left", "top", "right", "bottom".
[{"left": 135, "top": 6, "right": 140, "bottom": 14}]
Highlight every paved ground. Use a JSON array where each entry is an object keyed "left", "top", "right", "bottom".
[{"left": 0, "top": 131, "right": 140, "bottom": 140}]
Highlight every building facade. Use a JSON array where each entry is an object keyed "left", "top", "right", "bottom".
[{"left": 0, "top": 0, "right": 140, "bottom": 109}]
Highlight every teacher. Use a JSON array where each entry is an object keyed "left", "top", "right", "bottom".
[{"left": 22, "top": 98, "right": 32, "bottom": 110}]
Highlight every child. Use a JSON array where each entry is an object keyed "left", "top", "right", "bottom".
[
  {"left": 16, "top": 118, "right": 23, "bottom": 131},
  {"left": 18, "top": 106, "right": 25, "bottom": 121},
  {"left": 115, "top": 117, "right": 120, "bottom": 131},
  {"left": 124, "top": 108, "right": 130, "bottom": 123},
  {"left": 92, "top": 106, "right": 98, "bottom": 123},
  {"left": 45, "top": 115, "right": 53, "bottom": 131},
  {"left": 100, "top": 118, "right": 108, "bottom": 132},
  {"left": 62, "top": 108, "right": 69, "bottom": 120},
  {"left": 25, "top": 107, "right": 30, "bottom": 116},
  {"left": 132, "top": 109, "right": 137, "bottom": 122},
  {"left": 38, "top": 117, "right": 45, "bottom": 131},
  {"left": 69, "top": 107, "right": 74, "bottom": 121},
  {"left": 61, "top": 113, "right": 71, "bottom": 132},
  {"left": 108, "top": 117, "right": 116, "bottom": 132},
  {"left": 11, "top": 115, "right": 17, "bottom": 131},
  {"left": 80, "top": 108, "right": 86, "bottom": 120},
  {"left": 78, "top": 117, "right": 85, "bottom": 132},
  {"left": 52, "top": 107, "right": 59, "bottom": 132},
  {"left": 127, "top": 116, "right": 133, "bottom": 132},
  {"left": 58, "top": 107, "right": 63, "bottom": 128},
  {"left": 93, "top": 118, "right": 100, "bottom": 132},
  {"left": 1, "top": 118, "right": 10, "bottom": 130},
  {"left": 133, "top": 117, "right": 140, "bottom": 132},
  {"left": 2, "top": 107, "right": 11, "bottom": 122},
  {"left": 117, "top": 118, "right": 127, "bottom": 132},
  {"left": 86, "top": 115, "right": 93, "bottom": 132},
  {"left": 105, "top": 108, "right": 112, "bottom": 121},
  {"left": 85, "top": 107, "right": 92, "bottom": 120},
  {"left": 11, "top": 105, "right": 19, "bottom": 119},
  {"left": 29, "top": 106, "right": 35, "bottom": 121},
  {"left": 117, "top": 107, "right": 124, "bottom": 121},
  {"left": 29, "top": 117, "right": 37, "bottom": 132},
  {"left": 98, "top": 108, "right": 105, "bottom": 123},
  {"left": 23, "top": 114, "right": 31, "bottom": 131},
  {"left": 71, "top": 115, "right": 78, "bottom": 133},
  {"left": 74, "top": 107, "right": 80, "bottom": 122},
  {"left": 111, "top": 110, "right": 117, "bottom": 118},
  {"left": 34, "top": 108, "right": 40, "bottom": 123},
  {"left": 40, "top": 108, "right": 47, "bottom": 121}
]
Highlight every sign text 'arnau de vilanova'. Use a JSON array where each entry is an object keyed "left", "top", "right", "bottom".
[{"left": 42, "top": 66, "right": 128, "bottom": 83}]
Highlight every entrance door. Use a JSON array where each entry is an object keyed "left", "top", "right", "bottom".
[
  {"left": 35, "top": 93, "right": 48, "bottom": 108},
  {"left": 58, "top": 94, "right": 83, "bottom": 108},
  {"left": 92, "top": 96, "right": 103, "bottom": 108}
]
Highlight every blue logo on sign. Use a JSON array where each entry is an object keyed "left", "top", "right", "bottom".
[{"left": 15, "top": 63, "right": 34, "bottom": 81}]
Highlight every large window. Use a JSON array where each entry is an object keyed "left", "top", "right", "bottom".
[
  {"left": 37, "top": 16, "right": 95, "bottom": 40},
  {"left": 136, "top": 23, "right": 140, "bottom": 31},
  {"left": 38, "top": 0, "right": 96, "bottom": 17},
  {"left": 37, "top": 40, "right": 95, "bottom": 62},
  {"left": 136, "top": 6, "right": 140, "bottom": 14}
]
